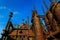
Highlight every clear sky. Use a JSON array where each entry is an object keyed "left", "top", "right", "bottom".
[{"left": 0, "top": 0, "right": 55, "bottom": 38}]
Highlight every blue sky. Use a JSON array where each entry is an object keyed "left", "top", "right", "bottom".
[{"left": 0, "top": 0, "right": 52, "bottom": 38}]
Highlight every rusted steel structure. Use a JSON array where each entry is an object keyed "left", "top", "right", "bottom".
[
  {"left": 1, "top": 12, "right": 35, "bottom": 40},
  {"left": 31, "top": 9, "right": 44, "bottom": 40},
  {"left": 42, "top": 0, "right": 60, "bottom": 40},
  {"left": 1, "top": 0, "right": 60, "bottom": 40}
]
